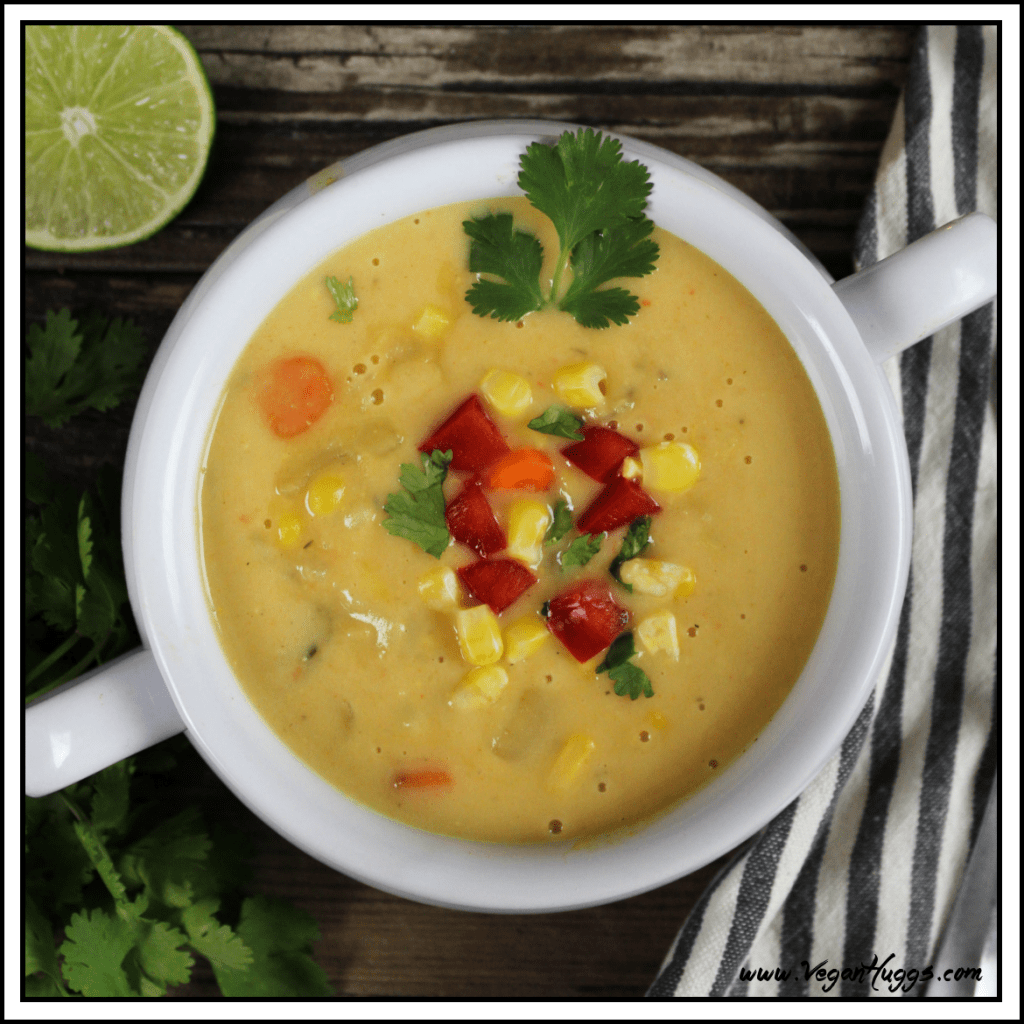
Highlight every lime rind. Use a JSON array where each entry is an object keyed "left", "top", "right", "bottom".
[{"left": 24, "top": 25, "right": 216, "bottom": 252}]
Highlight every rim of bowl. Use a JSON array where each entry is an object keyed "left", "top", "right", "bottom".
[{"left": 124, "top": 122, "right": 911, "bottom": 912}]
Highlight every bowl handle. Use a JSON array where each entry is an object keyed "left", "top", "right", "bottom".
[
  {"left": 832, "top": 212, "right": 997, "bottom": 364},
  {"left": 25, "top": 647, "right": 184, "bottom": 797}
]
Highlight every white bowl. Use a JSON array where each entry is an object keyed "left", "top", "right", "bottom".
[{"left": 27, "top": 120, "right": 997, "bottom": 912}]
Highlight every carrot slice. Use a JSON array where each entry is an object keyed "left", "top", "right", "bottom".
[
  {"left": 484, "top": 448, "right": 555, "bottom": 491},
  {"left": 392, "top": 769, "right": 453, "bottom": 789},
  {"left": 256, "top": 356, "right": 333, "bottom": 438}
]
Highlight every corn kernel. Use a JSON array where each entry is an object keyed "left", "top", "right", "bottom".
[
  {"left": 276, "top": 511, "right": 303, "bottom": 548},
  {"left": 648, "top": 710, "right": 669, "bottom": 731},
  {"left": 637, "top": 610, "right": 680, "bottom": 659},
  {"left": 305, "top": 471, "right": 346, "bottom": 517},
  {"left": 450, "top": 665, "right": 510, "bottom": 710},
  {"left": 621, "top": 455, "right": 643, "bottom": 480},
  {"left": 639, "top": 441, "right": 701, "bottom": 493},
  {"left": 504, "top": 615, "right": 549, "bottom": 663},
  {"left": 506, "top": 499, "right": 552, "bottom": 568},
  {"left": 552, "top": 361, "right": 607, "bottom": 409},
  {"left": 412, "top": 303, "right": 451, "bottom": 339},
  {"left": 548, "top": 733, "right": 596, "bottom": 791},
  {"left": 675, "top": 566, "right": 697, "bottom": 600},
  {"left": 455, "top": 604, "right": 504, "bottom": 666},
  {"left": 418, "top": 565, "right": 459, "bottom": 611},
  {"left": 480, "top": 368, "right": 534, "bottom": 418},
  {"left": 618, "top": 558, "right": 686, "bottom": 597}
]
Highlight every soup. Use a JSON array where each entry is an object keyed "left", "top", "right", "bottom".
[{"left": 199, "top": 196, "right": 840, "bottom": 844}]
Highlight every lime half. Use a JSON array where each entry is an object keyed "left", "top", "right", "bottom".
[{"left": 25, "top": 25, "right": 215, "bottom": 252}]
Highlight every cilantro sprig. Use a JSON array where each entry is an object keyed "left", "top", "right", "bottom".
[
  {"left": 596, "top": 632, "right": 654, "bottom": 700},
  {"left": 544, "top": 499, "right": 575, "bottom": 546},
  {"left": 609, "top": 516, "right": 654, "bottom": 591},
  {"left": 382, "top": 450, "right": 453, "bottom": 557},
  {"left": 25, "top": 309, "right": 146, "bottom": 428},
  {"left": 464, "top": 128, "right": 660, "bottom": 328},
  {"left": 528, "top": 405, "right": 584, "bottom": 441},
  {"left": 560, "top": 533, "right": 602, "bottom": 571},
  {"left": 325, "top": 275, "right": 358, "bottom": 323}
]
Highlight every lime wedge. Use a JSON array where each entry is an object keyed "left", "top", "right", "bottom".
[{"left": 25, "top": 25, "right": 215, "bottom": 252}]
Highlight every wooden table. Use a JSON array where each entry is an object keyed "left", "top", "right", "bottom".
[{"left": 23, "top": 23, "right": 917, "bottom": 998}]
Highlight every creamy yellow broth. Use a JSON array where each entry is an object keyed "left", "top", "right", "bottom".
[{"left": 199, "top": 197, "right": 840, "bottom": 843}]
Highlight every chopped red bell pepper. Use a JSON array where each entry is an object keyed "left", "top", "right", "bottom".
[
  {"left": 546, "top": 579, "right": 630, "bottom": 662},
  {"left": 446, "top": 481, "right": 507, "bottom": 557},
  {"left": 576, "top": 476, "right": 662, "bottom": 536},
  {"left": 418, "top": 394, "right": 511, "bottom": 474},
  {"left": 561, "top": 426, "right": 639, "bottom": 482},
  {"left": 458, "top": 558, "right": 537, "bottom": 614}
]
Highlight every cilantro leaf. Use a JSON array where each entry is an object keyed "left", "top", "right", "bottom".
[
  {"left": 528, "top": 405, "right": 584, "bottom": 441},
  {"left": 596, "top": 632, "right": 654, "bottom": 699},
  {"left": 561, "top": 533, "right": 602, "bottom": 570},
  {"left": 382, "top": 449, "right": 453, "bottom": 558},
  {"left": 25, "top": 309, "right": 147, "bottom": 428},
  {"left": 609, "top": 516, "right": 654, "bottom": 591},
  {"left": 25, "top": 894, "right": 67, "bottom": 995},
  {"left": 519, "top": 127, "right": 653, "bottom": 254},
  {"left": 181, "top": 899, "right": 254, "bottom": 973},
  {"left": 326, "top": 275, "right": 358, "bottom": 323},
  {"left": 212, "top": 895, "right": 333, "bottom": 997},
  {"left": 60, "top": 907, "right": 137, "bottom": 996},
  {"left": 596, "top": 632, "right": 636, "bottom": 672},
  {"left": 464, "top": 213, "right": 545, "bottom": 321},
  {"left": 609, "top": 661, "right": 655, "bottom": 700},
  {"left": 133, "top": 920, "right": 194, "bottom": 993},
  {"left": 544, "top": 499, "right": 574, "bottom": 546},
  {"left": 559, "top": 217, "right": 660, "bottom": 328}
]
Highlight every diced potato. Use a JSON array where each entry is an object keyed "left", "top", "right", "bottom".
[
  {"left": 639, "top": 441, "right": 701, "bottom": 493},
  {"left": 305, "top": 471, "right": 346, "bottom": 517},
  {"left": 412, "top": 303, "right": 451, "bottom": 339},
  {"left": 418, "top": 565, "right": 459, "bottom": 611},
  {"left": 454, "top": 604, "right": 504, "bottom": 666},
  {"left": 503, "top": 615, "right": 549, "bottom": 663},
  {"left": 450, "top": 665, "right": 510, "bottom": 710},
  {"left": 621, "top": 455, "right": 643, "bottom": 480},
  {"left": 637, "top": 610, "right": 679, "bottom": 659},
  {"left": 618, "top": 558, "right": 686, "bottom": 597},
  {"left": 548, "top": 733, "right": 596, "bottom": 791},
  {"left": 275, "top": 510, "right": 303, "bottom": 548},
  {"left": 506, "top": 499, "right": 552, "bottom": 568},
  {"left": 553, "top": 361, "right": 607, "bottom": 409},
  {"left": 492, "top": 688, "right": 546, "bottom": 761},
  {"left": 480, "top": 368, "right": 534, "bottom": 418},
  {"left": 675, "top": 565, "right": 697, "bottom": 599}
]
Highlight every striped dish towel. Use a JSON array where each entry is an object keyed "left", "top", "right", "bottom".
[{"left": 649, "top": 24, "right": 998, "bottom": 999}]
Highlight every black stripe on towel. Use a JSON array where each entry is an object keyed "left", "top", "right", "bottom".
[
  {"left": 952, "top": 26, "right": 984, "bottom": 215},
  {"left": 709, "top": 799, "right": 799, "bottom": 995},
  {"left": 904, "top": 28, "right": 936, "bottom": 244},
  {"left": 778, "top": 693, "right": 875, "bottom": 995},
  {"left": 905, "top": 302, "right": 994, "bottom": 977}
]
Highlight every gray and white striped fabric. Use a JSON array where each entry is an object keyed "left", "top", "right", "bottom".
[{"left": 649, "top": 24, "right": 998, "bottom": 998}]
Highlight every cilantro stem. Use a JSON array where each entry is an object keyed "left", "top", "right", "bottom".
[
  {"left": 25, "top": 634, "right": 106, "bottom": 704},
  {"left": 547, "top": 247, "right": 572, "bottom": 307},
  {"left": 25, "top": 631, "right": 83, "bottom": 688}
]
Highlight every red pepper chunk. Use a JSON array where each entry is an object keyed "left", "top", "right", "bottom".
[
  {"left": 546, "top": 580, "right": 630, "bottom": 662},
  {"left": 419, "top": 394, "right": 511, "bottom": 474},
  {"left": 458, "top": 558, "right": 537, "bottom": 614},
  {"left": 446, "top": 482, "right": 506, "bottom": 557},
  {"left": 576, "top": 476, "right": 662, "bottom": 536},
  {"left": 561, "top": 426, "right": 639, "bottom": 483}
]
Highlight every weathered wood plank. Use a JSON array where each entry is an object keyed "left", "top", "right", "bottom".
[{"left": 177, "top": 24, "right": 915, "bottom": 90}]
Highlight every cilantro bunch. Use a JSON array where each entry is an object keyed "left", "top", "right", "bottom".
[
  {"left": 464, "top": 128, "right": 660, "bottom": 328},
  {"left": 25, "top": 311, "right": 333, "bottom": 997},
  {"left": 25, "top": 742, "right": 332, "bottom": 997}
]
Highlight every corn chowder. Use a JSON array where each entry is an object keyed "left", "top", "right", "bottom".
[{"left": 199, "top": 195, "right": 840, "bottom": 844}]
